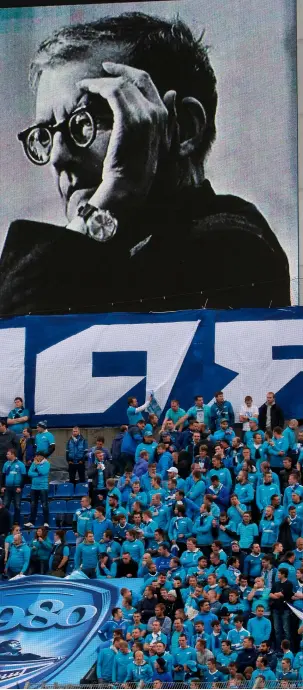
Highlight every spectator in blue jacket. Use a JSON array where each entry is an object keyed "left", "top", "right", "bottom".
[
  {"left": 256, "top": 471, "right": 280, "bottom": 512},
  {"left": 259, "top": 506, "right": 279, "bottom": 550},
  {"left": 24, "top": 452, "right": 50, "bottom": 528},
  {"left": 121, "top": 528, "right": 145, "bottom": 561},
  {"left": 244, "top": 418, "right": 265, "bottom": 445},
  {"left": 2, "top": 449, "right": 26, "bottom": 524},
  {"left": 112, "top": 640, "right": 133, "bottom": 683},
  {"left": 125, "top": 649, "right": 153, "bottom": 683},
  {"left": 111, "top": 425, "right": 128, "bottom": 475},
  {"left": 243, "top": 543, "right": 264, "bottom": 579},
  {"left": 247, "top": 603, "right": 271, "bottom": 645},
  {"left": 66, "top": 426, "right": 88, "bottom": 483},
  {"left": 168, "top": 505, "right": 193, "bottom": 549},
  {"left": 120, "top": 419, "right": 146, "bottom": 471},
  {"left": 193, "top": 508, "right": 216, "bottom": 552},
  {"left": 135, "top": 430, "right": 158, "bottom": 464},
  {"left": 97, "top": 638, "right": 121, "bottom": 682},
  {"left": 288, "top": 505, "right": 303, "bottom": 543},
  {"left": 234, "top": 470, "right": 254, "bottom": 507},
  {"left": 207, "top": 455, "right": 232, "bottom": 492},
  {"left": 72, "top": 495, "right": 95, "bottom": 544},
  {"left": 237, "top": 513, "right": 259, "bottom": 551},
  {"left": 6, "top": 533, "right": 30, "bottom": 578},
  {"left": 176, "top": 396, "right": 211, "bottom": 430},
  {"left": 29, "top": 526, "right": 53, "bottom": 574},
  {"left": 74, "top": 530, "right": 102, "bottom": 577},
  {"left": 266, "top": 426, "right": 289, "bottom": 469},
  {"left": 210, "top": 392, "right": 234, "bottom": 431},
  {"left": 7, "top": 397, "right": 29, "bottom": 435},
  {"left": 155, "top": 443, "right": 173, "bottom": 479},
  {"left": 283, "top": 419, "right": 298, "bottom": 453},
  {"left": 206, "top": 475, "right": 230, "bottom": 512},
  {"left": 284, "top": 471, "right": 303, "bottom": 508},
  {"left": 172, "top": 634, "right": 197, "bottom": 681},
  {"left": 209, "top": 419, "right": 235, "bottom": 447}
]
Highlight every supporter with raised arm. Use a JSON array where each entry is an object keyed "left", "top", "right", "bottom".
[{"left": 127, "top": 395, "right": 152, "bottom": 426}]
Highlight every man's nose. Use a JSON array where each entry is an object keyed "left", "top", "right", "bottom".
[{"left": 50, "top": 130, "right": 74, "bottom": 170}]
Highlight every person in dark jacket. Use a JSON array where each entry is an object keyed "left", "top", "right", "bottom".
[
  {"left": 0, "top": 13, "right": 290, "bottom": 317},
  {"left": 259, "top": 393, "right": 284, "bottom": 432},
  {"left": 111, "top": 425, "right": 128, "bottom": 475},
  {"left": 236, "top": 636, "right": 258, "bottom": 673},
  {"left": 0, "top": 420, "right": 18, "bottom": 483},
  {"left": 49, "top": 529, "right": 69, "bottom": 577},
  {"left": 0, "top": 498, "right": 12, "bottom": 573},
  {"left": 115, "top": 552, "right": 138, "bottom": 578},
  {"left": 18, "top": 427, "right": 35, "bottom": 480},
  {"left": 136, "top": 586, "right": 158, "bottom": 623},
  {"left": 279, "top": 457, "right": 294, "bottom": 493},
  {"left": 66, "top": 426, "right": 88, "bottom": 483}
]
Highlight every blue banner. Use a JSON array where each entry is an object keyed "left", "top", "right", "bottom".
[
  {"left": 0, "top": 307, "right": 302, "bottom": 427},
  {"left": 0, "top": 575, "right": 144, "bottom": 687}
]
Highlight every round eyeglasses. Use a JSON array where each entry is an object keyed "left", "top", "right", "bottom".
[{"left": 17, "top": 106, "right": 97, "bottom": 166}]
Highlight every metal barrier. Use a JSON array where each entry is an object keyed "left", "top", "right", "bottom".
[{"left": 25, "top": 682, "right": 303, "bottom": 689}]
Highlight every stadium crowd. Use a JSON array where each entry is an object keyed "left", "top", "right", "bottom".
[{"left": 1, "top": 392, "right": 303, "bottom": 687}]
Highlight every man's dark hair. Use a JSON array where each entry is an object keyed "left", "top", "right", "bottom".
[
  {"left": 279, "top": 568, "right": 288, "bottom": 578},
  {"left": 14, "top": 397, "right": 23, "bottom": 403},
  {"left": 29, "top": 12, "right": 217, "bottom": 162}
]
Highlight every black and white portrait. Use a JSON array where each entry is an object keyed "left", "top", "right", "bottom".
[{"left": 0, "top": 0, "right": 298, "bottom": 314}]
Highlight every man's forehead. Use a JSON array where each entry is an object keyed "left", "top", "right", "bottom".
[{"left": 35, "top": 43, "right": 129, "bottom": 121}]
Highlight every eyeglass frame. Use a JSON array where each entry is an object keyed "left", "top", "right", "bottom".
[{"left": 17, "top": 104, "right": 99, "bottom": 166}]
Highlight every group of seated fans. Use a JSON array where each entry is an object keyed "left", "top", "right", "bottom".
[{"left": 1, "top": 391, "right": 303, "bottom": 687}]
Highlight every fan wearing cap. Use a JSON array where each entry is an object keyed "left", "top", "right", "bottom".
[
  {"left": 135, "top": 431, "right": 158, "bottom": 464},
  {"left": 243, "top": 418, "right": 265, "bottom": 446},
  {"left": 209, "top": 419, "right": 236, "bottom": 446},
  {"left": 35, "top": 421, "right": 55, "bottom": 457},
  {"left": 167, "top": 466, "right": 186, "bottom": 491}
]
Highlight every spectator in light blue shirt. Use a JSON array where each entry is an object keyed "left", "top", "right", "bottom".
[
  {"left": 161, "top": 399, "right": 187, "bottom": 430},
  {"left": 227, "top": 617, "right": 249, "bottom": 651},
  {"left": 35, "top": 421, "right": 55, "bottom": 457},
  {"left": 247, "top": 604, "right": 271, "bottom": 646},
  {"left": 237, "top": 512, "right": 258, "bottom": 550},
  {"left": 176, "top": 396, "right": 211, "bottom": 431}
]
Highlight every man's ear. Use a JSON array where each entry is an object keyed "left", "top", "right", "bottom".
[{"left": 177, "top": 97, "right": 207, "bottom": 158}]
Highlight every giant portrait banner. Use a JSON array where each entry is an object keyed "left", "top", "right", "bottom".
[
  {"left": 0, "top": 307, "right": 302, "bottom": 427},
  {"left": 0, "top": 0, "right": 298, "bottom": 315}
]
